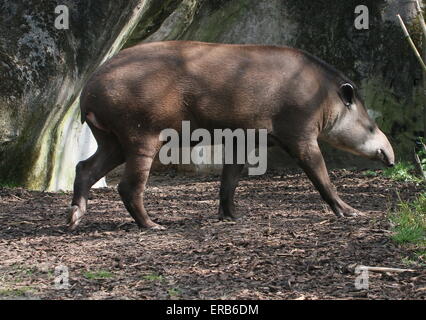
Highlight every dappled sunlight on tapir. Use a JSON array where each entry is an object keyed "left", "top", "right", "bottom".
[{"left": 68, "top": 41, "right": 395, "bottom": 231}]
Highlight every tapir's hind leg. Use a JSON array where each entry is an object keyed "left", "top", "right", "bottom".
[
  {"left": 218, "top": 163, "right": 245, "bottom": 220},
  {"left": 117, "top": 135, "right": 164, "bottom": 230},
  {"left": 218, "top": 141, "right": 245, "bottom": 220},
  {"left": 68, "top": 128, "right": 124, "bottom": 230}
]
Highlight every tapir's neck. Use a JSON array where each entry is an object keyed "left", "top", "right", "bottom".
[{"left": 319, "top": 98, "right": 340, "bottom": 137}]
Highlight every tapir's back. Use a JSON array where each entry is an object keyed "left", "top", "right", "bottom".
[{"left": 81, "top": 41, "right": 334, "bottom": 133}]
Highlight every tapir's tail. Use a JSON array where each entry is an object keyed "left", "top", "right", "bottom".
[
  {"left": 84, "top": 111, "right": 110, "bottom": 132},
  {"left": 79, "top": 92, "right": 109, "bottom": 132}
]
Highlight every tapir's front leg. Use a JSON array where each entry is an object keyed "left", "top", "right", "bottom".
[{"left": 290, "top": 140, "right": 359, "bottom": 217}]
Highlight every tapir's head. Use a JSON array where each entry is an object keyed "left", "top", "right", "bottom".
[{"left": 323, "top": 83, "right": 395, "bottom": 167}]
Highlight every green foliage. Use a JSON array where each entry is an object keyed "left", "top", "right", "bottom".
[
  {"left": 0, "top": 286, "right": 33, "bottom": 297},
  {"left": 167, "top": 288, "right": 181, "bottom": 297},
  {"left": 389, "top": 193, "right": 426, "bottom": 245},
  {"left": 402, "top": 250, "right": 426, "bottom": 267},
  {"left": 83, "top": 270, "right": 114, "bottom": 280},
  {"left": 363, "top": 161, "right": 421, "bottom": 182},
  {"left": 363, "top": 170, "right": 378, "bottom": 177},
  {"left": 0, "top": 179, "right": 20, "bottom": 188},
  {"left": 382, "top": 162, "right": 422, "bottom": 183}
]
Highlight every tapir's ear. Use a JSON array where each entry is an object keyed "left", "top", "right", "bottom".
[{"left": 339, "top": 83, "right": 354, "bottom": 107}]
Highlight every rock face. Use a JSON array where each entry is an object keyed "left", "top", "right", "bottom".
[
  {"left": 0, "top": 0, "right": 424, "bottom": 190},
  {"left": 0, "top": 0, "right": 150, "bottom": 190}
]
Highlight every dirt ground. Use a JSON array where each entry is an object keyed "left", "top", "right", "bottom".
[{"left": 0, "top": 169, "right": 425, "bottom": 300}]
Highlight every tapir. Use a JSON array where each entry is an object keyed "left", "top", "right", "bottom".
[{"left": 68, "top": 41, "right": 395, "bottom": 230}]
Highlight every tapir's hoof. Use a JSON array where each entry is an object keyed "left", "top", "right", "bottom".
[
  {"left": 150, "top": 223, "right": 166, "bottom": 230},
  {"left": 141, "top": 221, "right": 166, "bottom": 230},
  {"left": 218, "top": 212, "right": 241, "bottom": 221},
  {"left": 334, "top": 208, "right": 360, "bottom": 218},
  {"left": 68, "top": 205, "right": 84, "bottom": 230},
  {"left": 343, "top": 210, "right": 359, "bottom": 217}
]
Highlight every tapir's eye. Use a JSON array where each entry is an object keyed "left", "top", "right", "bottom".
[{"left": 339, "top": 83, "right": 354, "bottom": 107}]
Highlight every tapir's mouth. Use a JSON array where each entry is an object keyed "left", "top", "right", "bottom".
[{"left": 377, "top": 149, "right": 394, "bottom": 167}]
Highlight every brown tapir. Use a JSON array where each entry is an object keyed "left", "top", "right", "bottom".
[{"left": 68, "top": 40, "right": 395, "bottom": 230}]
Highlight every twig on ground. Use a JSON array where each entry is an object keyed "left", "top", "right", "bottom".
[{"left": 353, "top": 265, "right": 416, "bottom": 273}]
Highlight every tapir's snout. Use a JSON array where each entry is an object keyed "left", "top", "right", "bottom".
[
  {"left": 374, "top": 129, "right": 395, "bottom": 167},
  {"left": 377, "top": 148, "right": 395, "bottom": 167}
]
